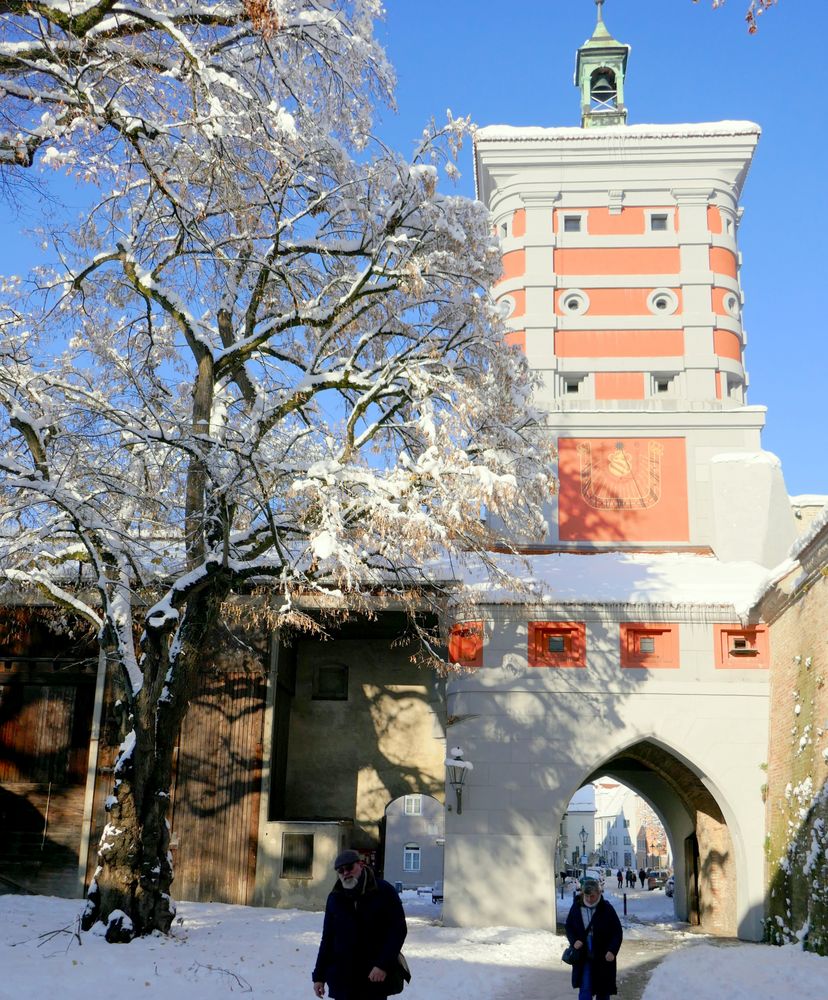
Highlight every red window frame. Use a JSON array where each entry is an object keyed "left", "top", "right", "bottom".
[
  {"left": 448, "top": 621, "right": 484, "bottom": 669},
  {"left": 528, "top": 621, "right": 586, "bottom": 668},
  {"left": 620, "top": 623, "right": 679, "bottom": 669},
  {"left": 714, "top": 624, "right": 769, "bottom": 669}
]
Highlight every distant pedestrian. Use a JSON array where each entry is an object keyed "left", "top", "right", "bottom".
[
  {"left": 616, "top": 869, "right": 623, "bottom": 889},
  {"left": 626, "top": 868, "right": 635, "bottom": 888},
  {"left": 638, "top": 867, "right": 647, "bottom": 889},
  {"left": 565, "top": 876, "right": 623, "bottom": 1000}
]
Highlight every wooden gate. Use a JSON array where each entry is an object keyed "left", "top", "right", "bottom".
[
  {"left": 86, "top": 660, "right": 267, "bottom": 906},
  {"left": 170, "top": 666, "right": 267, "bottom": 904},
  {"left": 0, "top": 655, "right": 96, "bottom": 896}
]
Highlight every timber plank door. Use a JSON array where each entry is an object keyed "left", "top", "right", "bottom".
[
  {"left": 170, "top": 662, "right": 267, "bottom": 904},
  {"left": 0, "top": 646, "right": 96, "bottom": 896}
]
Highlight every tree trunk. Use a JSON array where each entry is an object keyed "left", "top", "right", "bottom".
[{"left": 82, "top": 586, "right": 225, "bottom": 940}]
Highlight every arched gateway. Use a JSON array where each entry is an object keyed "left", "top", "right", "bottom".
[
  {"left": 441, "top": 5, "right": 793, "bottom": 942},
  {"left": 441, "top": 576, "right": 771, "bottom": 941}
]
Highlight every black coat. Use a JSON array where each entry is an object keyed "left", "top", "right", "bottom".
[
  {"left": 565, "top": 896, "right": 623, "bottom": 996},
  {"left": 312, "top": 867, "right": 408, "bottom": 1000}
]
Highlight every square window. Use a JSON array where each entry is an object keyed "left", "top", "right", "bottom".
[
  {"left": 448, "top": 621, "right": 483, "bottom": 668},
  {"left": 281, "top": 833, "right": 314, "bottom": 879},
  {"left": 714, "top": 624, "right": 769, "bottom": 668},
  {"left": 404, "top": 794, "right": 423, "bottom": 816},
  {"left": 565, "top": 380, "right": 581, "bottom": 395},
  {"left": 620, "top": 623, "right": 679, "bottom": 669},
  {"left": 313, "top": 661, "right": 349, "bottom": 700},
  {"left": 529, "top": 621, "right": 586, "bottom": 668},
  {"left": 650, "top": 214, "right": 669, "bottom": 231},
  {"left": 563, "top": 215, "right": 582, "bottom": 233},
  {"left": 403, "top": 845, "right": 421, "bottom": 872}
]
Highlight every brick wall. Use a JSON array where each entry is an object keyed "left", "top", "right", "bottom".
[{"left": 762, "top": 529, "right": 828, "bottom": 955}]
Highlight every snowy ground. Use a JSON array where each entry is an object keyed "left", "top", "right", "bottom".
[{"left": 0, "top": 886, "right": 824, "bottom": 999}]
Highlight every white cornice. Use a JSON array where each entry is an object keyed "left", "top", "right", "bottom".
[{"left": 475, "top": 121, "right": 761, "bottom": 143}]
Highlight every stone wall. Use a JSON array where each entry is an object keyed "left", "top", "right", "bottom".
[{"left": 761, "top": 526, "right": 828, "bottom": 955}]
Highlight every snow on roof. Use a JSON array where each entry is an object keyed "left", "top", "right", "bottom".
[
  {"left": 788, "top": 502, "right": 828, "bottom": 562},
  {"left": 443, "top": 550, "right": 771, "bottom": 616},
  {"left": 789, "top": 495, "right": 828, "bottom": 506},
  {"left": 567, "top": 784, "right": 596, "bottom": 811},
  {"left": 475, "top": 121, "right": 761, "bottom": 143},
  {"left": 711, "top": 450, "right": 781, "bottom": 467}
]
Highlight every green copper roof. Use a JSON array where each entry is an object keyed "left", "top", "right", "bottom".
[
  {"left": 581, "top": 0, "right": 626, "bottom": 50},
  {"left": 583, "top": 0, "right": 621, "bottom": 46}
]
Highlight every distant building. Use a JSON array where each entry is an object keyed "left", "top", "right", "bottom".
[{"left": 383, "top": 793, "right": 444, "bottom": 889}]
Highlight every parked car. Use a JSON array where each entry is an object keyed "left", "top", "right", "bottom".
[
  {"left": 646, "top": 869, "right": 669, "bottom": 890},
  {"left": 585, "top": 868, "right": 606, "bottom": 889},
  {"left": 431, "top": 880, "right": 443, "bottom": 904},
  {"left": 665, "top": 875, "right": 675, "bottom": 897}
]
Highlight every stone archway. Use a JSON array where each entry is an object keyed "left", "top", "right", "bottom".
[{"left": 586, "top": 739, "right": 737, "bottom": 936}]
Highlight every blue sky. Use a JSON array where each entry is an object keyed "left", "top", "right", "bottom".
[
  {"left": 1, "top": 1, "right": 822, "bottom": 495},
  {"left": 376, "top": 0, "right": 825, "bottom": 496}
]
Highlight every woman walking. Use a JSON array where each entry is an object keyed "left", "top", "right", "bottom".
[{"left": 564, "top": 876, "right": 623, "bottom": 1000}]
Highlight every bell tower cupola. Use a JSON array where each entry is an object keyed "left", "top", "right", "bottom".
[{"left": 576, "top": 0, "right": 630, "bottom": 128}]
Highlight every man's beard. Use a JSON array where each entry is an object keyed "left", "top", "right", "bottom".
[{"left": 340, "top": 875, "right": 359, "bottom": 889}]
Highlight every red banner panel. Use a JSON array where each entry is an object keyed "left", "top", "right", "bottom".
[{"left": 558, "top": 437, "right": 689, "bottom": 542}]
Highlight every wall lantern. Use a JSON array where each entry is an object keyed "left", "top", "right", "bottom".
[{"left": 445, "top": 746, "right": 473, "bottom": 815}]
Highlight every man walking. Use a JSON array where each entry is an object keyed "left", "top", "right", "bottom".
[{"left": 312, "top": 849, "right": 408, "bottom": 999}]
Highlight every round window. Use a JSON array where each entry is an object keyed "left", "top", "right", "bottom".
[
  {"left": 561, "top": 290, "right": 589, "bottom": 316},
  {"left": 724, "top": 294, "right": 740, "bottom": 318},
  {"left": 646, "top": 288, "right": 678, "bottom": 316}
]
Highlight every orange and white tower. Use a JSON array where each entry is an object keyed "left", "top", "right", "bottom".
[
  {"left": 474, "top": 3, "right": 794, "bottom": 562},
  {"left": 441, "top": 2, "right": 790, "bottom": 945}
]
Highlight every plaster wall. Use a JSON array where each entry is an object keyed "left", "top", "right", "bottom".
[
  {"left": 441, "top": 603, "right": 769, "bottom": 940},
  {"left": 253, "top": 633, "right": 446, "bottom": 910},
  {"left": 282, "top": 638, "right": 445, "bottom": 845}
]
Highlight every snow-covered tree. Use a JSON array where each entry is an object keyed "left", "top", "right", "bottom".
[
  {"left": 695, "top": 0, "right": 777, "bottom": 33},
  {"left": 0, "top": 1, "right": 549, "bottom": 940}
]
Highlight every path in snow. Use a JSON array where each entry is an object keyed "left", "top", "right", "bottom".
[{"left": 491, "top": 933, "right": 693, "bottom": 1000}]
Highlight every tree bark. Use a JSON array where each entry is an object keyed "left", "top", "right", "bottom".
[{"left": 82, "top": 585, "right": 226, "bottom": 940}]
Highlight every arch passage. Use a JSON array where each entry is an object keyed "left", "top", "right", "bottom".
[{"left": 587, "top": 740, "right": 737, "bottom": 936}]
